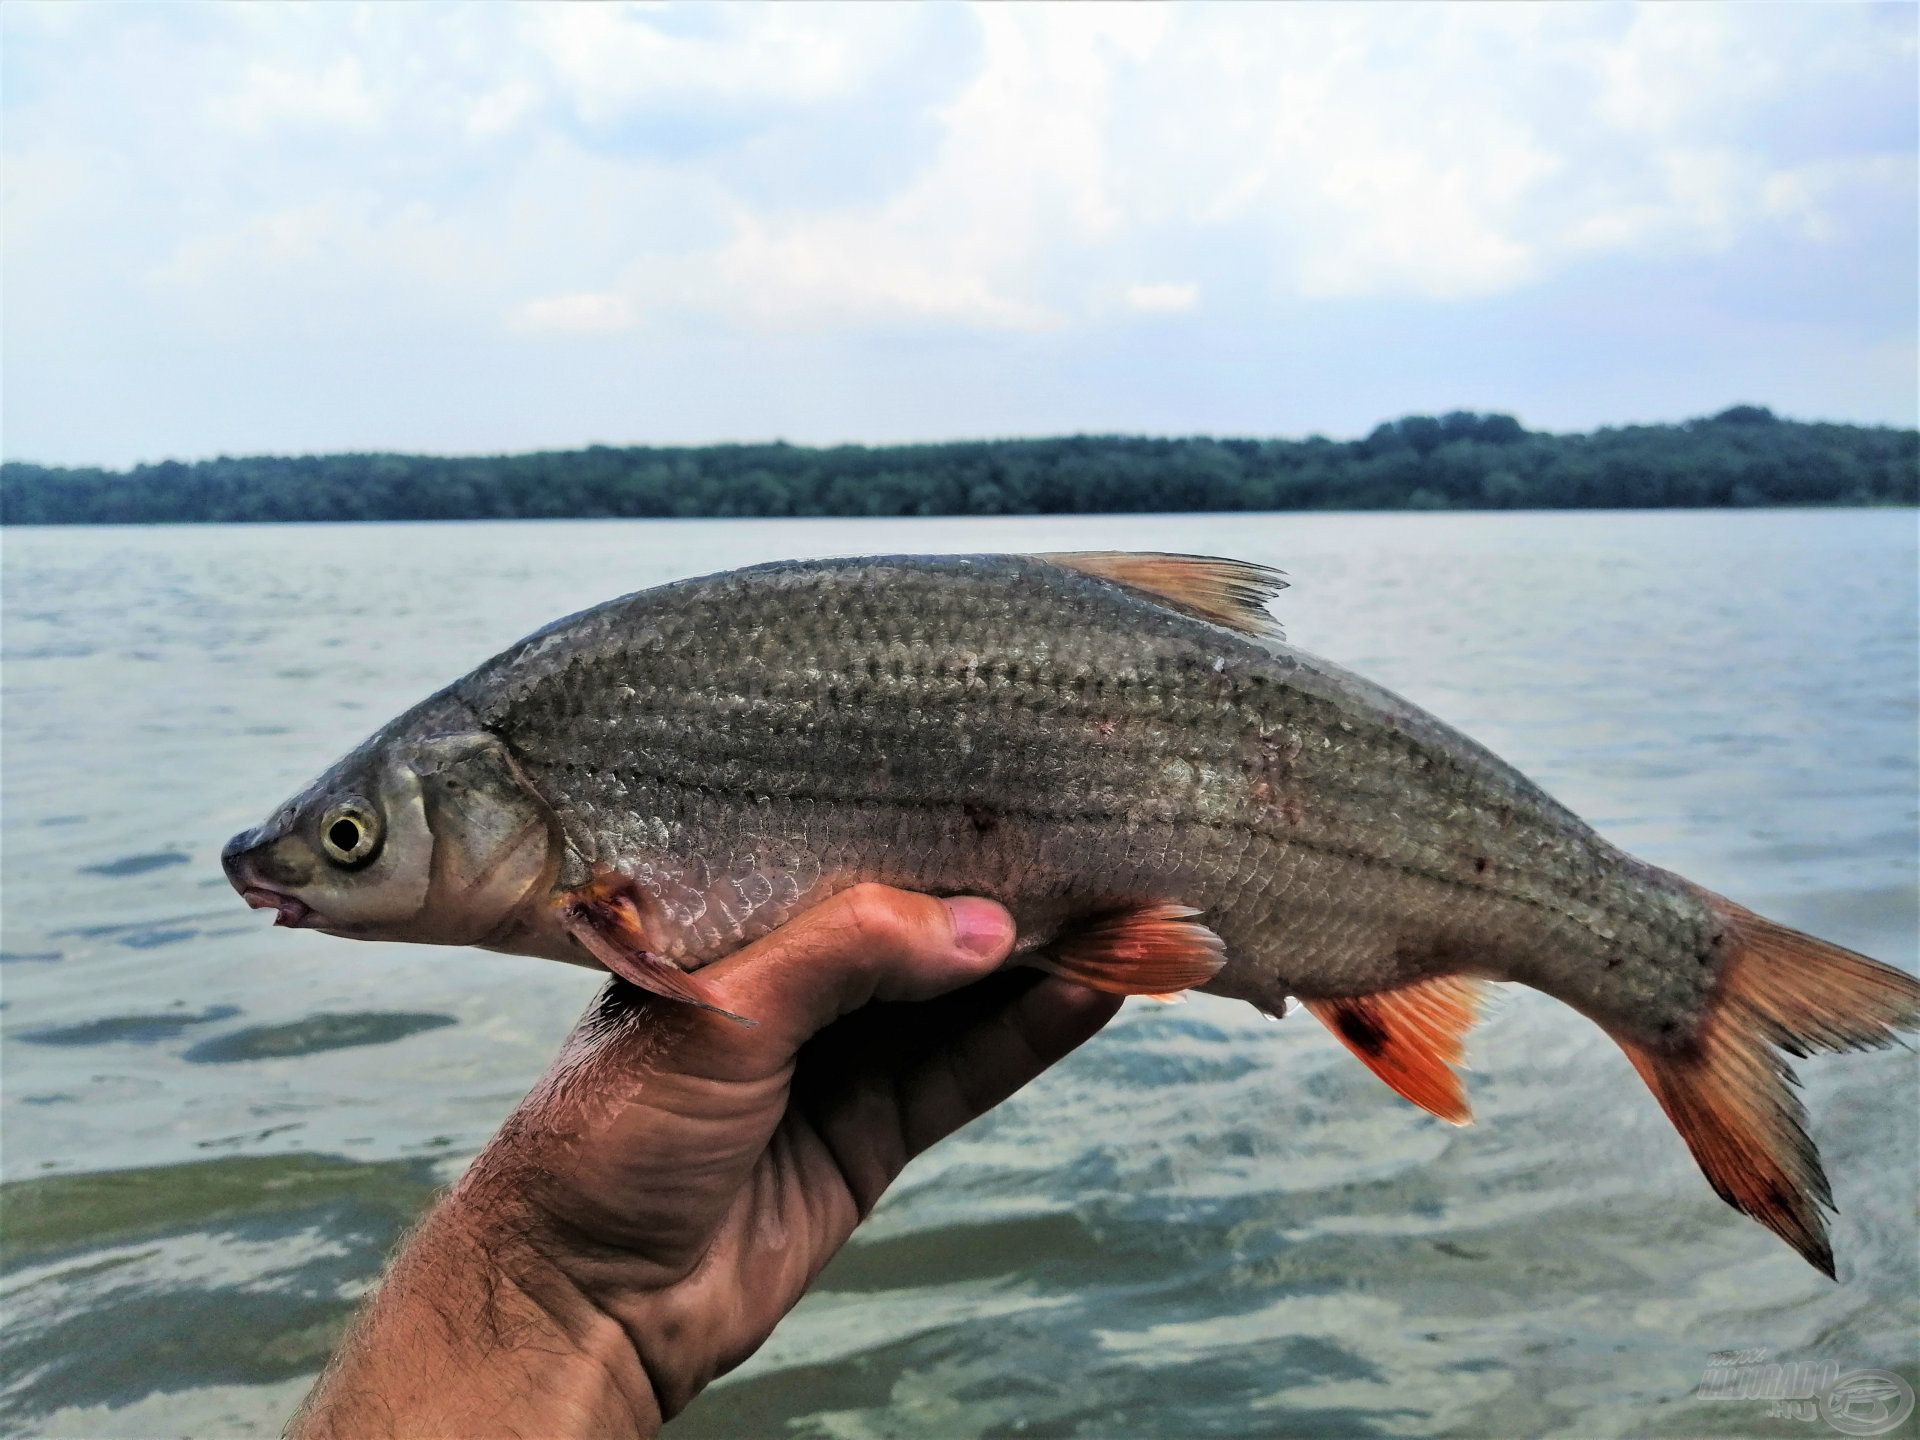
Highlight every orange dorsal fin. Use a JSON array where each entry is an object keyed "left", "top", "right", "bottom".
[
  {"left": 1033, "top": 903, "right": 1227, "bottom": 997},
  {"left": 1305, "top": 976, "right": 1485, "bottom": 1125},
  {"left": 1039, "top": 552, "right": 1286, "bottom": 639}
]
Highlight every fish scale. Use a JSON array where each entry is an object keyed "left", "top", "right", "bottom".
[
  {"left": 223, "top": 550, "right": 1920, "bottom": 1276},
  {"left": 465, "top": 557, "right": 1664, "bottom": 1003}
]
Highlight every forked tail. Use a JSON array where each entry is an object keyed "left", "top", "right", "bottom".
[{"left": 1616, "top": 895, "right": 1920, "bottom": 1277}]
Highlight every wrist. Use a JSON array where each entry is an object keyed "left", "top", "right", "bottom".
[
  {"left": 439, "top": 1182, "right": 668, "bottom": 1432},
  {"left": 292, "top": 1184, "right": 663, "bottom": 1439}
]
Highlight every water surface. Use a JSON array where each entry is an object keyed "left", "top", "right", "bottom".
[{"left": 3, "top": 510, "right": 1915, "bottom": 1437}]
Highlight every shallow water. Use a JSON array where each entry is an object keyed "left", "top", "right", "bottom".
[{"left": 2, "top": 510, "right": 1916, "bottom": 1439}]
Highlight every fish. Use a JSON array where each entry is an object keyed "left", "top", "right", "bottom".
[{"left": 222, "top": 552, "right": 1919, "bottom": 1276}]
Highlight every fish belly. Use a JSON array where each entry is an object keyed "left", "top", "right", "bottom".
[{"left": 560, "top": 775, "right": 1584, "bottom": 1025}]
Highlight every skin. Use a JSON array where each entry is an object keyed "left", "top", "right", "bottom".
[{"left": 288, "top": 885, "right": 1120, "bottom": 1439}]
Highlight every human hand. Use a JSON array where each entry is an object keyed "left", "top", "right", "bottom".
[{"left": 290, "top": 885, "right": 1122, "bottom": 1438}]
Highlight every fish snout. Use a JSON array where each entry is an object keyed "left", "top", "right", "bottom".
[
  {"left": 221, "top": 825, "right": 278, "bottom": 891},
  {"left": 222, "top": 826, "right": 316, "bottom": 927},
  {"left": 221, "top": 826, "right": 260, "bottom": 882}
]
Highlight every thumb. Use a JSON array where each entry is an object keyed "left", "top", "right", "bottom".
[{"left": 693, "top": 884, "right": 1017, "bottom": 1067}]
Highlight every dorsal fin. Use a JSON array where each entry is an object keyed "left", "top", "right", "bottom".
[
  {"left": 1304, "top": 975, "right": 1486, "bottom": 1125},
  {"left": 1039, "top": 552, "right": 1286, "bottom": 639}
]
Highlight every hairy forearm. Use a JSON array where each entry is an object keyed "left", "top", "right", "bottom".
[
  {"left": 284, "top": 892, "right": 1091, "bottom": 1437},
  {"left": 289, "top": 1189, "right": 661, "bottom": 1440}
]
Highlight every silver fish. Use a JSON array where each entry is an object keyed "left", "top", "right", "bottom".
[{"left": 223, "top": 552, "right": 1919, "bottom": 1275}]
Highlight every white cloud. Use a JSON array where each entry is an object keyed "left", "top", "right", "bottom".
[
  {"left": 1126, "top": 282, "right": 1199, "bottom": 314},
  {"left": 208, "top": 57, "right": 383, "bottom": 135},
  {"left": 518, "top": 4, "right": 921, "bottom": 124},
  {"left": 16, "top": 1, "right": 1912, "bottom": 331},
  {"left": 1759, "top": 155, "right": 1911, "bottom": 246},
  {"left": 465, "top": 80, "right": 538, "bottom": 140},
  {"left": 619, "top": 3, "right": 1135, "bottom": 333},
  {"left": 511, "top": 291, "right": 638, "bottom": 336},
  {"left": 2, "top": 0, "right": 1914, "bottom": 462},
  {"left": 705, "top": 214, "right": 1061, "bottom": 332}
]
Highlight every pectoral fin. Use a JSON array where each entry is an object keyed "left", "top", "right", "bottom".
[
  {"left": 560, "top": 877, "right": 756, "bottom": 1027},
  {"left": 1032, "top": 903, "right": 1227, "bottom": 997}
]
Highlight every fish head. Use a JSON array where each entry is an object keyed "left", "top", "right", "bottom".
[{"left": 222, "top": 727, "right": 562, "bottom": 947}]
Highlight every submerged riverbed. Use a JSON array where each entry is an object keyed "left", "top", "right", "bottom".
[{"left": 3, "top": 509, "right": 1915, "bottom": 1437}]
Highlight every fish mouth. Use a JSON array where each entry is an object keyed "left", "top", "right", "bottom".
[{"left": 242, "top": 886, "right": 316, "bottom": 928}]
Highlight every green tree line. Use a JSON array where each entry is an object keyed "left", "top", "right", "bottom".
[{"left": 2, "top": 407, "right": 1913, "bottom": 525}]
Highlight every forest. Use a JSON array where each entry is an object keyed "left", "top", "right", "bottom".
[{"left": 2, "top": 407, "right": 1913, "bottom": 525}]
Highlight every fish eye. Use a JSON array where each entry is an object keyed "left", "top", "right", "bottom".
[{"left": 319, "top": 802, "right": 380, "bottom": 867}]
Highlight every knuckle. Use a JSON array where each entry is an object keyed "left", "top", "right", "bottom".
[{"left": 831, "top": 882, "right": 930, "bottom": 952}]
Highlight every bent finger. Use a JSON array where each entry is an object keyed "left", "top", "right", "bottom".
[
  {"left": 692, "top": 884, "right": 1017, "bottom": 1068},
  {"left": 893, "top": 974, "right": 1121, "bottom": 1156},
  {"left": 793, "top": 971, "right": 1121, "bottom": 1214}
]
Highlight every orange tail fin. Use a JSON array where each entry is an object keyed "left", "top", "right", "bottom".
[{"left": 1618, "top": 897, "right": 1920, "bottom": 1278}]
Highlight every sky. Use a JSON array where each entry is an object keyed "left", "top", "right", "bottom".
[{"left": 3, "top": 1, "right": 1915, "bottom": 469}]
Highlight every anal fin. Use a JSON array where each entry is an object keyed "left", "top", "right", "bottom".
[
  {"left": 560, "top": 877, "right": 756, "bottom": 1027},
  {"left": 1032, "top": 903, "right": 1226, "bottom": 997},
  {"left": 1305, "top": 976, "right": 1484, "bottom": 1125}
]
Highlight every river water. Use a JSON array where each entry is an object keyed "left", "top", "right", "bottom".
[{"left": 2, "top": 510, "right": 1915, "bottom": 1438}]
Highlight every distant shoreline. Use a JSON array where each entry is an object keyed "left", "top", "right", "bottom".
[
  {"left": 5, "top": 408, "right": 1914, "bottom": 525},
  {"left": 6, "top": 504, "right": 1918, "bottom": 536}
]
